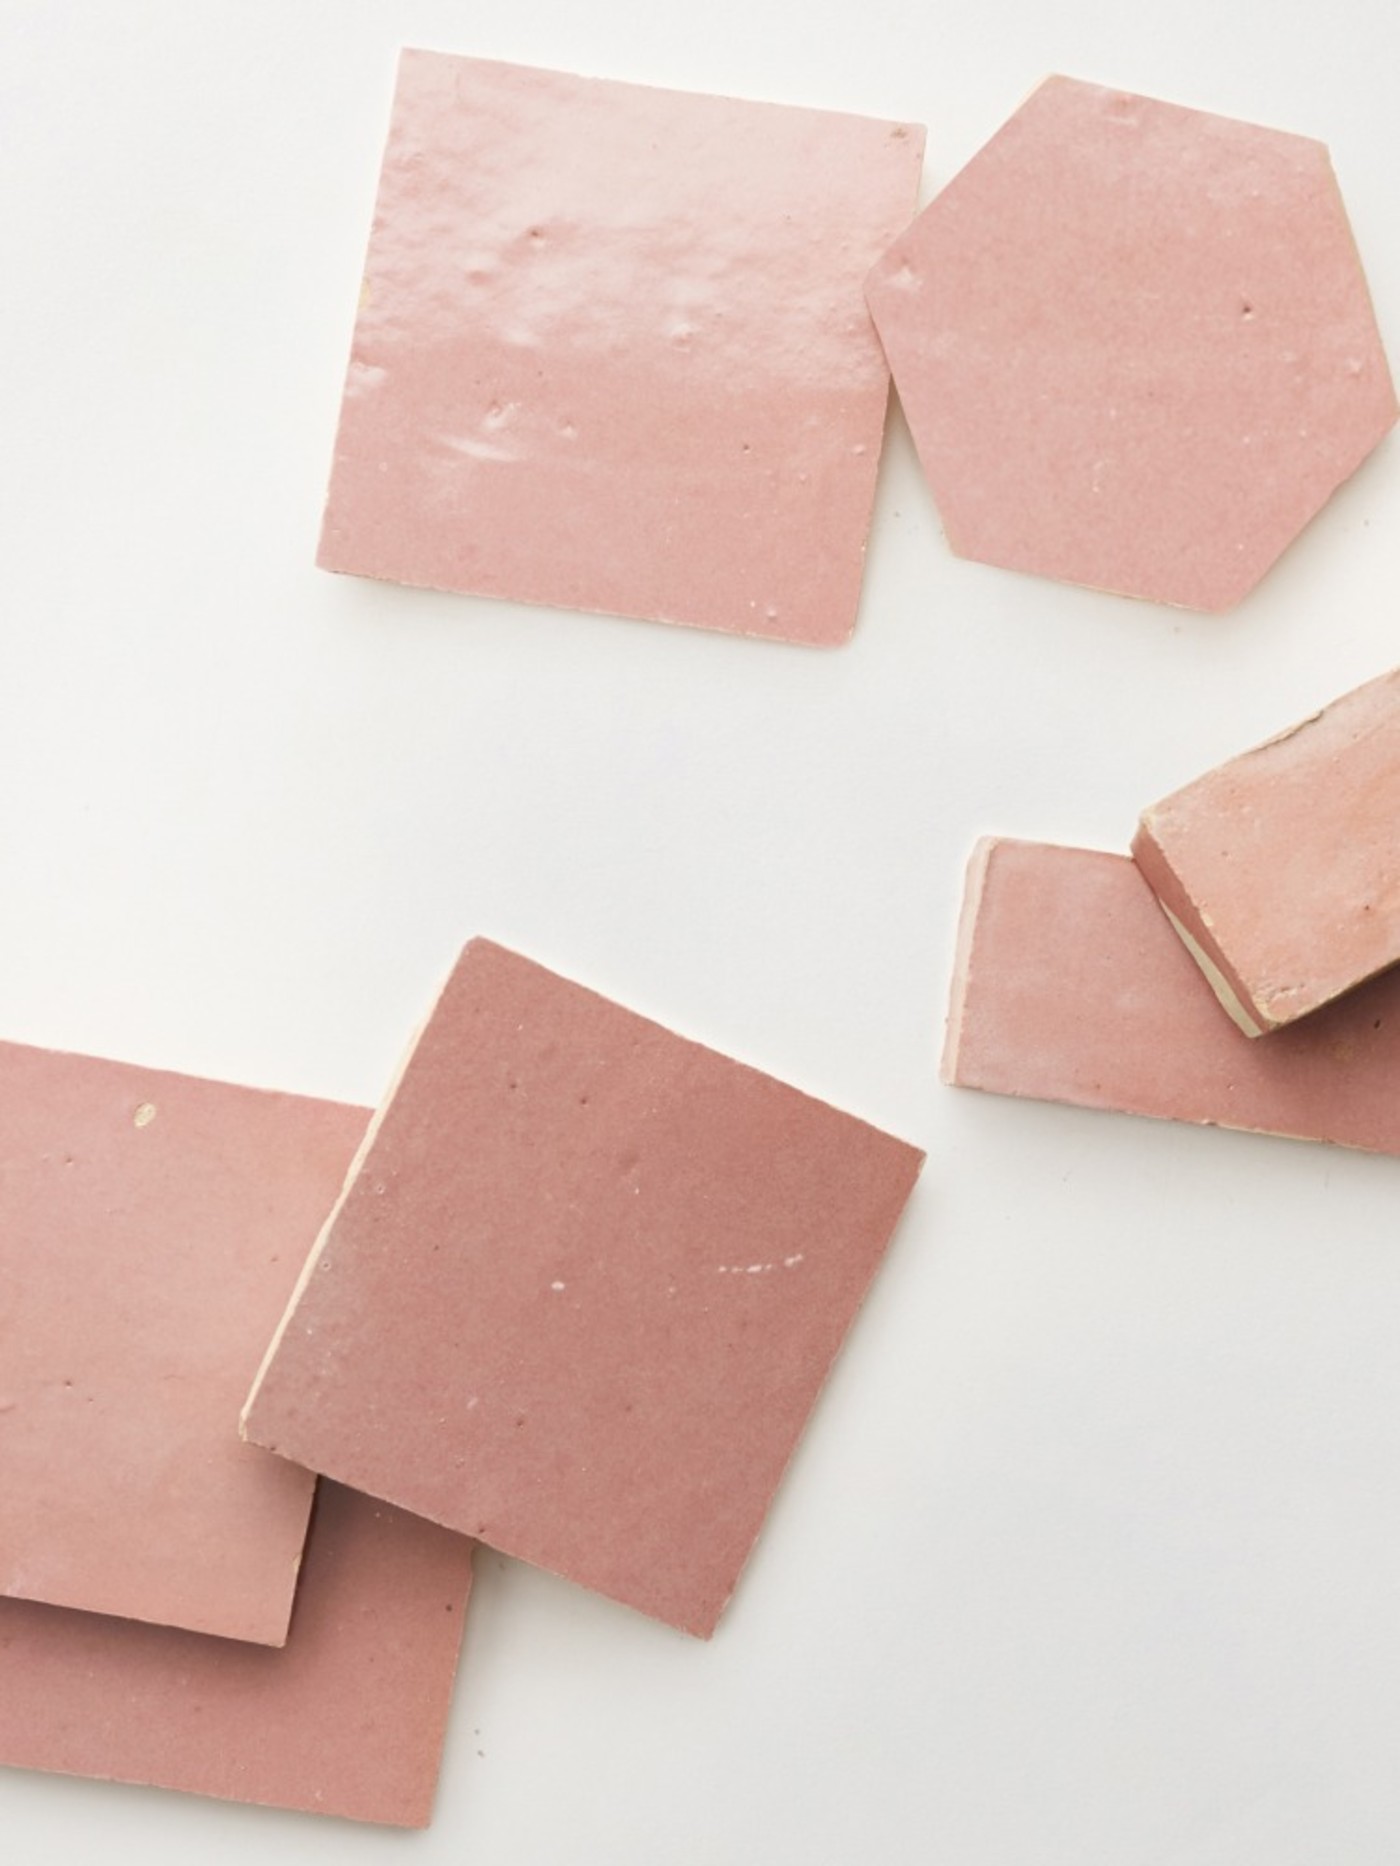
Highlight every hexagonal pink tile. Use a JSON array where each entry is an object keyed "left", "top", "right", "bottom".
[{"left": 866, "top": 77, "right": 1397, "bottom": 610}]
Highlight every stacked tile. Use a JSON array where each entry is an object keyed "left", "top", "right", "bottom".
[
  {"left": 2, "top": 49, "right": 937, "bottom": 1829},
  {"left": 0, "top": 1484, "right": 474, "bottom": 1827},
  {"left": 2, "top": 950, "right": 921, "bottom": 1820},
  {"left": 10, "top": 35, "right": 1398, "bottom": 1847},
  {"left": 0, "top": 1045, "right": 472, "bottom": 1824}
]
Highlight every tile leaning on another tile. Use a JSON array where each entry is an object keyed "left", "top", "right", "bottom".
[
  {"left": 944, "top": 837, "right": 1400, "bottom": 1154},
  {"left": 1133, "top": 665, "right": 1400, "bottom": 1035}
]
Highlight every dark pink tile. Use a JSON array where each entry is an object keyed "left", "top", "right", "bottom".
[{"left": 245, "top": 941, "right": 923, "bottom": 1635}]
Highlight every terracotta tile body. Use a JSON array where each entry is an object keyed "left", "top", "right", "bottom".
[
  {"left": 1133, "top": 667, "right": 1400, "bottom": 1034},
  {"left": 865, "top": 76, "right": 1397, "bottom": 610},
  {"left": 244, "top": 941, "right": 923, "bottom": 1636},
  {"left": 0, "top": 1482, "right": 473, "bottom": 1827},
  {"left": 0, "top": 1042, "right": 367, "bottom": 1644},
  {"left": 318, "top": 50, "right": 925, "bottom": 645},
  {"left": 944, "top": 838, "right": 1400, "bottom": 1154}
]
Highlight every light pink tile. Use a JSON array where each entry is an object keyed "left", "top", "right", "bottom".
[
  {"left": 866, "top": 76, "right": 1396, "bottom": 610},
  {"left": 0, "top": 1482, "right": 473, "bottom": 1827},
  {"left": 0, "top": 1041, "right": 367, "bottom": 1645},
  {"left": 945, "top": 837, "right": 1400, "bottom": 1153},
  {"left": 1134, "top": 666, "right": 1400, "bottom": 1033},
  {"left": 244, "top": 940, "right": 923, "bottom": 1636},
  {"left": 318, "top": 50, "right": 925, "bottom": 645}
]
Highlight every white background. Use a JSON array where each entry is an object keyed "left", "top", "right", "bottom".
[{"left": 4, "top": 2, "right": 1400, "bottom": 1861}]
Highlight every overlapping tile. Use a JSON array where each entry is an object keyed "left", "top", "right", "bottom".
[
  {"left": 0, "top": 1042, "right": 366, "bottom": 1645},
  {"left": 245, "top": 940, "right": 923, "bottom": 1635}
]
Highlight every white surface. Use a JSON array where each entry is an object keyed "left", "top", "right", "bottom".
[{"left": 4, "top": 3, "right": 1400, "bottom": 1860}]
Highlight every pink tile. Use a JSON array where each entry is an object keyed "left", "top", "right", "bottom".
[
  {"left": 318, "top": 50, "right": 925, "bottom": 645},
  {"left": 0, "top": 1041, "right": 367, "bottom": 1645},
  {"left": 244, "top": 940, "right": 923, "bottom": 1636},
  {"left": 866, "top": 76, "right": 1396, "bottom": 610},
  {"left": 0, "top": 1482, "right": 473, "bottom": 1827},
  {"left": 944, "top": 837, "right": 1400, "bottom": 1153},
  {"left": 1134, "top": 666, "right": 1400, "bottom": 1033}
]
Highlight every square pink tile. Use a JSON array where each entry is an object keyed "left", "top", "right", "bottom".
[
  {"left": 318, "top": 50, "right": 925, "bottom": 644},
  {"left": 0, "top": 1041, "right": 367, "bottom": 1644},
  {"left": 244, "top": 940, "right": 923, "bottom": 1635},
  {"left": 0, "top": 1482, "right": 473, "bottom": 1827}
]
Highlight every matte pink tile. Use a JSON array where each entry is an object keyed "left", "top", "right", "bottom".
[
  {"left": 0, "top": 1482, "right": 473, "bottom": 1827},
  {"left": 318, "top": 50, "right": 925, "bottom": 645},
  {"left": 244, "top": 940, "right": 923, "bottom": 1636},
  {"left": 944, "top": 838, "right": 1400, "bottom": 1153},
  {"left": 0, "top": 1041, "right": 367, "bottom": 1644},
  {"left": 1133, "top": 666, "right": 1400, "bottom": 1034},
  {"left": 866, "top": 76, "right": 1396, "bottom": 610}
]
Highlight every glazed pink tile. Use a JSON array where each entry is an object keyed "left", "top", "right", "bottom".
[
  {"left": 0, "top": 1041, "right": 367, "bottom": 1645},
  {"left": 945, "top": 838, "right": 1400, "bottom": 1154},
  {"left": 244, "top": 940, "right": 923, "bottom": 1636},
  {"left": 866, "top": 76, "right": 1396, "bottom": 610},
  {"left": 1134, "top": 666, "right": 1400, "bottom": 1034},
  {"left": 0, "top": 1482, "right": 473, "bottom": 1827},
  {"left": 318, "top": 50, "right": 925, "bottom": 645}
]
